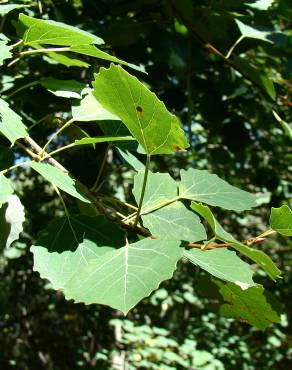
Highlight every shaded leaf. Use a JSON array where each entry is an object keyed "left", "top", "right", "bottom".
[
  {"left": 270, "top": 205, "right": 292, "bottom": 236},
  {"left": 272, "top": 110, "right": 292, "bottom": 142},
  {"left": 31, "top": 215, "right": 125, "bottom": 288},
  {"left": 184, "top": 248, "right": 255, "bottom": 287},
  {"left": 233, "top": 56, "right": 276, "bottom": 100},
  {"left": 0, "top": 98, "right": 28, "bottom": 144},
  {"left": 70, "top": 44, "right": 145, "bottom": 73},
  {"left": 142, "top": 201, "right": 206, "bottom": 242},
  {"left": 214, "top": 280, "right": 281, "bottom": 330},
  {"left": 179, "top": 168, "right": 256, "bottom": 211},
  {"left": 30, "top": 162, "right": 90, "bottom": 203},
  {"left": 63, "top": 238, "right": 183, "bottom": 314},
  {"left": 116, "top": 148, "right": 145, "bottom": 171},
  {"left": 39, "top": 78, "right": 86, "bottom": 99},
  {"left": 19, "top": 13, "right": 104, "bottom": 46},
  {"left": 133, "top": 171, "right": 178, "bottom": 212},
  {"left": 191, "top": 203, "right": 281, "bottom": 280},
  {"left": 92, "top": 64, "right": 189, "bottom": 155},
  {"left": 72, "top": 92, "right": 120, "bottom": 121},
  {"left": 0, "top": 195, "right": 25, "bottom": 249}
]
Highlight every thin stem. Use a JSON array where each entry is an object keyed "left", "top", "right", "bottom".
[
  {"left": 28, "top": 114, "right": 52, "bottom": 131},
  {"left": 10, "top": 40, "right": 23, "bottom": 49},
  {"left": 0, "top": 160, "right": 33, "bottom": 175},
  {"left": 6, "top": 81, "right": 38, "bottom": 99},
  {"left": 39, "top": 118, "right": 75, "bottom": 157},
  {"left": 19, "top": 47, "right": 70, "bottom": 56},
  {"left": 42, "top": 143, "right": 76, "bottom": 159},
  {"left": 225, "top": 35, "right": 245, "bottom": 59},
  {"left": 91, "top": 144, "right": 111, "bottom": 192},
  {"left": 133, "top": 154, "right": 151, "bottom": 227},
  {"left": 16, "top": 141, "right": 38, "bottom": 158},
  {"left": 51, "top": 183, "right": 79, "bottom": 244}
]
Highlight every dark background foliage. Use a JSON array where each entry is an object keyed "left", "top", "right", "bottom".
[{"left": 0, "top": 0, "right": 291, "bottom": 369}]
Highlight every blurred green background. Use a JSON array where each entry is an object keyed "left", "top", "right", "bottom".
[{"left": 0, "top": 0, "right": 291, "bottom": 369}]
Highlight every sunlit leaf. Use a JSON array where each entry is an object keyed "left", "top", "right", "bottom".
[
  {"left": 0, "top": 34, "right": 12, "bottom": 66},
  {"left": 142, "top": 201, "right": 206, "bottom": 242},
  {"left": 19, "top": 13, "right": 104, "bottom": 46},
  {"left": 0, "top": 174, "right": 14, "bottom": 208},
  {"left": 39, "top": 78, "right": 86, "bottom": 99},
  {"left": 63, "top": 238, "right": 183, "bottom": 314},
  {"left": 92, "top": 64, "right": 189, "bottom": 155},
  {"left": 246, "top": 0, "right": 274, "bottom": 10},
  {"left": 270, "top": 205, "right": 292, "bottom": 236},
  {"left": 74, "top": 136, "right": 135, "bottom": 146},
  {"left": 0, "top": 195, "right": 25, "bottom": 249},
  {"left": 185, "top": 248, "right": 255, "bottom": 287},
  {"left": 235, "top": 20, "right": 274, "bottom": 43},
  {"left": 180, "top": 169, "right": 256, "bottom": 211},
  {"left": 191, "top": 203, "right": 281, "bottom": 280},
  {"left": 0, "top": 98, "right": 28, "bottom": 144},
  {"left": 0, "top": 4, "right": 27, "bottom": 15}
]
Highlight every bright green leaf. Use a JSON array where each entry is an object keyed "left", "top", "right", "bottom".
[
  {"left": 31, "top": 215, "right": 125, "bottom": 288},
  {"left": 63, "top": 238, "right": 183, "bottom": 314},
  {"left": 0, "top": 34, "right": 12, "bottom": 66},
  {"left": 184, "top": 248, "right": 255, "bottom": 287},
  {"left": 0, "top": 98, "right": 28, "bottom": 144},
  {"left": 92, "top": 64, "right": 189, "bottom": 155},
  {"left": 235, "top": 20, "right": 274, "bottom": 43},
  {"left": 74, "top": 136, "right": 135, "bottom": 146},
  {"left": 179, "top": 169, "right": 256, "bottom": 211},
  {"left": 42, "top": 51, "right": 89, "bottom": 68},
  {"left": 0, "top": 174, "right": 14, "bottom": 207},
  {"left": 30, "top": 162, "right": 90, "bottom": 203},
  {"left": 191, "top": 203, "right": 281, "bottom": 280},
  {"left": 19, "top": 13, "right": 104, "bottom": 46},
  {"left": 0, "top": 195, "right": 25, "bottom": 249},
  {"left": 272, "top": 110, "right": 292, "bottom": 142},
  {"left": 270, "top": 205, "right": 292, "bottom": 236},
  {"left": 39, "top": 78, "right": 86, "bottom": 99},
  {"left": 246, "top": 0, "right": 274, "bottom": 10},
  {"left": 142, "top": 201, "right": 206, "bottom": 242},
  {"left": 72, "top": 92, "right": 120, "bottom": 121},
  {"left": 214, "top": 280, "right": 281, "bottom": 330}
]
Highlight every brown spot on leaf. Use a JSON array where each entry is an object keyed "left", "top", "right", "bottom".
[{"left": 136, "top": 106, "right": 143, "bottom": 113}]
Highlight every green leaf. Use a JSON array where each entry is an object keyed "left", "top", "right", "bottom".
[
  {"left": 191, "top": 203, "right": 281, "bottom": 280},
  {"left": 31, "top": 215, "right": 125, "bottom": 288},
  {"left": 179, "top": 169, "right": 256, "bottom": 211},
  {"left": 19, "top": 13, "right": 104, "bottom": 46},
  {"left": 0, "top": 4, "right": 27, "bottom": 15},
  {"left": 233, "top": 56, "right": 276, "bottom": 100},
  {"left": 0, "top": 98, "right": 28, "bottom": 144},
  {"left": 246, "top": 0, "right": 274, "bottom": 10},
  {"left": 0, "top": 174, "right": 14, "bottom": 208},
  {"left": 92, "top": 64, "right": 189, "bottom": 155},
  {"left": 0, "top": 195, "right": 25, "bottom": 250},
  {"left": 133, "top": 171, "right": 178, "bottom": 212},
  {"left": 184, "top": 248, "right": 255, "bottom": 287},
  {"left": 70, "top": 44, "right": 145, "bottom": 73},
  {"left": 39, "top": 78, "right": 86, "bottom": 99},
  {"left": 63, "top": 238, "right": 183, "bottom": 314},
  {"left": 213, "top": 280, "right": 281, "bottom": 330},
  {"left": 142, "top": 201, "right": 206, "bottom": 242},
  {"left": 30, "top": 162, "right": 90, "bottom": 203},
  {"left": 74, "top": 136, "right": 135, "bottom": 146},
  {"left": 42, "top": 51, "right": 90, "bottom": 68},
  {"left": 72, "top": 92, "right": 120, "bottom": 121},
  {"left": 0, "top": 34, "right": 12, "bottom": 66},
  {"left": 270, "top": 205, "right": 292, "bottom": 236},
  {"left": 235, "top": 20, "right": 274, "bottom": 43},
  {"left": 272, "top": 110, "right": 292, "bottom": 142},
  {"left": 116, "top": 148, "right": 145, "bottom": 172}
]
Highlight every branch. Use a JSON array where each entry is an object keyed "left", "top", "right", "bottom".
[
  {"left": 23, "top": 136, "right": 151, "bottom": 237},
  {"left": 187, "top": 237, "right": 266, "bottom": 250}
]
